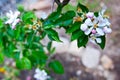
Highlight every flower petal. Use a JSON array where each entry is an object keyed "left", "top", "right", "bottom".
[
  {"left": 105, "top": 18, "right": 111, "bottom": 26},
  {"left": 14, "top": 11, "right": 20, "bottom": 19},
  {"left": 11, "top": 19, "right": 20, "bottom": 29},
  {"left": 96, "top": 28, "right": 104, "bottom": 36},
  {"left": 103, "top": 27, "right": 112, "bottom": 34},
  {"left": 35, "top": 68, "right": 41, "bottom": 73},
  {"left": 85, "top": 27, "right": 93, "bottom": 35},
  {"left": 89, "top": 38, "right": 96, "bottom": 44},
  {"left": 85, "top": 18, "right": 93, "bottom": 26},
  {"left": 96, "top": 38, "right": 102, "bottom": 43},
  {"left": 5, "top": 18, "right": 14, "bottom": 24},
  {"left": 86, "top": 12, "right": 94, "bottom": 18},
  {"left": 80, "top": 24, "right": 88, "bottom": 31}
]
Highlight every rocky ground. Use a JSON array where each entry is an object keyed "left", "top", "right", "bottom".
[{"left": 0, "top": 0, "right": 120, "bottom": 80}]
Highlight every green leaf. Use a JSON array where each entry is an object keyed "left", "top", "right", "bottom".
[
  {"left": 66, "top": 22, "right": 81, "bottom": 33},
  {"left": 43, "top": 6, "right": 62, "bottom": 29},
  {"left": 0, "top": 53, "right": 4, "bottom": 63},
  {"left": 47, "top": 41, "right": 52, "bottom": 52},
  {"left": 77, "top": 35, "right": 88, "bottom": 47},
  {"left": 26, "top": 50, "right": 48, "bottom": 66},
  {"left": 97, "top": 36, "right": 106, "bottom": 49},
  {"left": 0, "top": 19, "right": 3, "bottom": 28},
  {"left": 55, "top": 11, "right": 76, "bottom": 26},
  {"left": 7, "top": 28, "right": 15, "bottom": 38},
  {"left": 43, "top": 20, "right": 55, "bottom": 29},
  {"left": 16, "top": 57, "right": 32, "bottom": 70},
  {"left": 50, "top": 47, "right": 56, "bottom": 54},
  {"left": 45, "top": 29, "right": 61, "bottom": 42},
  {"left": 22, "top": 11, "right": 36, "bottom": 24},
  {"left": 94, "top": 12, "right": 99, "bottom": 17},
  {"left": 17, "top": 4, "right": 24, "bottom": 12},
  {"left": 77, "top": 3, "right": 89, "bottom": 13},
  {"left": 71, "top": 30, "right": 83, "bottom": 41},
  {"left": 13, "top": 52, "right": 20, "bottom": 60},
  {"left": 26, "top": 32, "right": 34, "bottom": 46},
  {"left": 47, "top": 41, "right": 56, "bottom": 54},
  {"left": 47, "top": 6, "right": 62, "bottom": 20},
  {"left": 63, "top": 4, "right": 77, "bottom": 12},
  {"left": 49, "top": 60, "right": 64, "bottom": 74},
  {"left": 15, "top": 27, "right": 21, "bottom": 40}
]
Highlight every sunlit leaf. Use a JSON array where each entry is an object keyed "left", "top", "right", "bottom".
[
  {"left": 49, "top": 60, "right": 64, "bottom": 74},
  {"left": 16, "top": 57, "right": 32, "bottom": 70}
]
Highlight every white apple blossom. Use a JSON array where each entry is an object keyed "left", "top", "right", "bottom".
[
  {"left": 86, "top": 12, "right": 94, "bottom": 19},
  {"left": 81, "top": 18, "right": 105, "bottom": 36},
  {"left": 80, "top": 8, "right": 112, "bottom": 44},
  {"left": 90, "top": 34, "right": 102, "bottom": 44},
  {"left": 80, "top": 24, "right": 88, "bottom": 31},
  {"left": 34, "top": 68, "right": 50, "bottom": 80},
  {"left": 80, "top": 8, "right": 112, "bottom": 36},
  {"left": 5, "top": 10, "right": 20, "bottom": 29},
  {"left": 103, "top": 26, "right": 112, "bottom": 33}
]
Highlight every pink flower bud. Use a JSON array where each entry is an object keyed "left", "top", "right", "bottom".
[
  {"left": 16, "top": 18, "right": 21, "bottom": 23},
  {"left": 92, "top": 29, "right": 97, "bottom": 34}
]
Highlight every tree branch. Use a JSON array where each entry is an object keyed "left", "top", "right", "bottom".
[
  {"left": 54, "top": 0, "right": 61, "bottom": 5},
  {"left": 62, "top": 0, "right": 70, "bottom": 7},
  {"left": 55, "top": 0, "right": 70, "bottom": 7}
]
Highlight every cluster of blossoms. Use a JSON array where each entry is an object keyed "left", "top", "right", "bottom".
[
  {"left": 80, "top": 8, "right": 112, "bottom": 44},
  {"left": 34, "top": 68, "right": 50, "bottom": 80},
  {"left": 5, "top": 10, "right": 21, "bottom": 29},
  {"left": 25, "top": 20, "right": 42, "bottom": 31}
]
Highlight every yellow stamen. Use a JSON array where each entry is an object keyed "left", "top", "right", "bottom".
[
  {"left": 94, "top": 24, "right": 98, "bottom": 28},
  {"left": 25, "top": 24, "right": 30, "bottom": 28},
  {"left": 74, "top": 16, "right": 83, "bottom": 22},
  {"left": 32, "top": 25, "right": 37, "bottom": 30},
  {"left": 37, "top": 20, "right": 42, "bottom": 27},
  {"left": 77, "top": 7, "right": 82, "bottom": 13}
]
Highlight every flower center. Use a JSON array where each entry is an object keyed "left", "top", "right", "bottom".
[
  {"left": 94, "top": 24, "right": 98, "bottom": 28},
  {"left": 25, "top": 24, "right": 31, "bottom": 28},
  {"left": 77, "top": 7, "right": 82, "bottom": 13},
  {"left": 74, "top": 16, "right": 83, "bottom": 22},
  {"left": 32, "top": 25, "right": 37, "bottom": 30},
  {"left": 37, "top": 21, "right": 42, "bottom": 27}
]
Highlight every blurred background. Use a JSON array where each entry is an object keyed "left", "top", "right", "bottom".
[{"left": 0, "top": 0, "right": 120, "bottom": 80}]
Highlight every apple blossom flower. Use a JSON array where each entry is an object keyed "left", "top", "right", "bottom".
[
  {"left": 5, "top": 10, "right": 20, "bottom": 29},
  {"left": 34, "top": 68, "right": 50, "bottom": 80},
  {"left": 91, "top": 29, "right": 97, "bottom": 34},
  {"left": 80, "top": 8, "right": 112, "bottom": 45},
  {"left": 81, "top": 18, "right": 105, "bottom": 36},
  {"left": 86, "top": 12, "right": 94, "bottom": 19},
  {"left": 90, "top": 34, "right": 102, "bottom": 44},
  {"left": 103, "top": 26, "right": 112, "bottom": 33},
  {"left": 80, "top": 8, "right": 112, "bottom": 36},
  {"left": 80, "top": 24, "right": 88, "bottom": 31}
]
